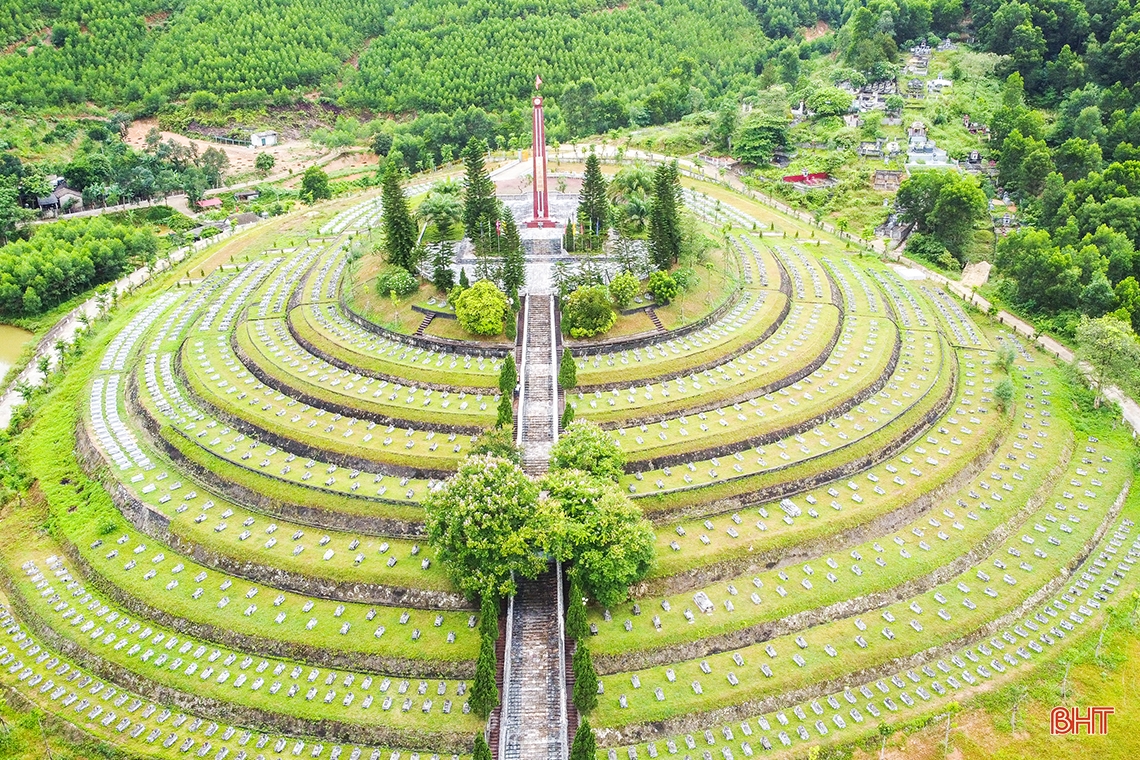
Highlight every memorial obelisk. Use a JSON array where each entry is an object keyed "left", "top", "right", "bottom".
[{"left": 526, "top": 75, "right": 556, "bottom": 228}]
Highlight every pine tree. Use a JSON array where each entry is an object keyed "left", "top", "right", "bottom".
[
  {"left": 649, "top": 161, "right": 682, "bottom": 271},
  {"left": 459, "top": 267, "right": 470, "bottom": 288},
  {"left": 470, "top": 635, "right": 500, "bottom": 718},
  {"left": 473, "top": 735, "right": 493, "bottom": 760},
  {"left": 572, "top": 643, "right": 598, "bottom": 713},
  {"left": 565, "top": 574, "right": 587, "bottom": 639},
  {"left": 564, "top": 220, "right": 575, "bottom": 253},
  {"left": 558, "top": 347, "right": 577, "bottom": 390},
  {"left": 500, "top": 213, "right": 526, "bottom": 301},
  {"left": 479, "top": 594, "right": 499, "bottom": 642},
  {"left": 578, "top": 153, "right": 609, "bottom": 238},
  {"left": 496, "top": 392, "right": 513, "bottom": 428},
  {"left": 382, "top": 163, "right": 419, "bottom": 271},
  {"left": 499, "top": 353, "right": 517, "bottom": 395},
  {"left": 560, "top": 403, "right": 575, "bottom": 430},
  {"left": 569, "top": 719, "right": 597, "bottom": 760},
  {"left": 432, "top": 242, "right": 455, "bottom": 291},
  {"left": 463, "top": 137, "right": 497, "bottom": 244}
]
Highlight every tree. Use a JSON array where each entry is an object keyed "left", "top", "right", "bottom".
[
  {"left": 609, "top": 271, "right": 639, "bottom": 310},
  {"left": 382, "top": 164, "right": 419, "bottom": 271},
  {"left": 896, "top": 172, "right": 987, "bottom": 258},
  {"left": 199, "top": 147, "right": 229, "bottom": 187},
  {"left": 473, "top": 734, "right": 493, "bottom": 760},
  {"left": 569, "top": 719, "right": 597, "bottom": 760},
  {"left": 459, "top": 268, "right": 470, "bottom": 288},
  {"left": 432, "top": 242, "right": 455, "bottom": 291},
  {"left": 1080, "top": 271, "right": 1117, "bottom": 317},
  {"left": 455, "top": 280, "right": 509, "bottom": 335},
  {"left": 499, "top": 214, "right": 525, "bottom": 302},
  {"left": 578, "top": 153, "right": 609, "bottom": 237},
  {"left": 711, "top": 102, "right": 738, "bottom": 151},
  {"left": 479, "top": 594, "right": 499, "bottom": 643},
  {"left": 733, "top": 115, "right": 789, "bottom": 166},
  {"left": 0, "top": 182, "right": 34, "bottom": 244},
  {"left": 995, "top": 228, "right": 1081, "bottom": 311},
  {"left": 994, "top": 377, "right": 1015, "bottom": 411},
  {"left": 550, "top": 420, "right": 625, "bottom": 481},
  {"left": 563, "top": 285, "right": 616, "bottom": 338},
  {"left": 499, "top": 353, "right": 517, "bottom": 394},
  {"left": 572, "top": 643, "right": 598, "bottom": 713},
  {"left": 471, "top": 426, "right": 521, "bottom": 464},
  {"left": 254, "top": 152, "right": 276, "bottom": 176},
  {"left": 300, "top": 166, "right": 330, "bottom": 204},
  {"left": 496, "top": 391, "right": 513, "bottom": 428},
  {"left": 1076, "top": 315, "right": 1140, "bottom": 406},
  {"left": 648, "top": 270, "right": 679, "bottom": 304},
  {"left": 470, "top": 635, "right": 500, "bottom": 717},
  {"left": 806, "top": 87, "right": 853, "bottom": 117},
  {"left": 649, "top": 162, "right": 682, "bottom": 270},
  {"left": 565, "top": 574, "right": 588, "bottom": 639},
  {"left": 561, "top": 403, "right": 575, "bottom": 429},
  {"left": 22, "top": 286, "right": 41, "bottom": 315},
  {"left": 418, "top": 191, "right": 463, "bottom": 239},
  {"left": 543, "top": 468, "right": 655, "bottom": 605},
  {"left": 559, "top": 348, "right": 577, "bottom": 390},
  {"left": 424, "top": 455, "right": 559, "bottom": 598},
  {"left": 463, "top": 137, "right": 497, "bottom": 242}
]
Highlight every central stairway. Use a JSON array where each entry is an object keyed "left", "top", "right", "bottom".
[
  {"left": 518, "top": 293, "right": 558, "bottom": 474},
  {"left": 501, "top": 569, "right": 567, "bottom": 760}
]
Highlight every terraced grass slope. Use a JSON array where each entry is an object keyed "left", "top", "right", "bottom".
[{"left": 1, "top": 174, "right": 1138, "bottom": 760}]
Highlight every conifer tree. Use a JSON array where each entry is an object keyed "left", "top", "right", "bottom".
[
  {"left": 558, "top": 347, "right": 577, "bottom": 390},
  {"left": 463, "top": 137, "right": 497, "bottom": 244},
  {"left": 479, "top": 594, "right": 499, "bottom": 642},
  {"left": 470, "top": 635, "right": 500, "bottom": 718},
  {"left": 578, "top": 153, "right": 609, "bottom": 238},
  {"left": 569, "top": 719, "right": 597, "bottom": 760},
  {"left": 565, "top": 574, "right": 587, "bottom": 639},
  {"left": 432, "top": 242, "right": 455, "bottom": 291},
  {"left": 500, "top": 213, "right": 526, "bottom": 301},
  {"left": 499, "top": 353, "right": 517, "bottom": 395},
  {"left": 564, "top": 220, "right": 576, "bottom": 253},
  {"left": 572, "top": 643, "right": 598, "bottom": 713},
  {"left": 649, "top": 161, "right": 682, "bottom": 270},
  {"left": 496, "top": 392, "right": 513, "bottom": 428},
  {"left": 473, "top": 735, "right": 493, "bottom": 760},
  {"left": 382, "top": 164, "right": 419, "bottom": 271},
  {"left": 560, "top": 403, "right": 575, "bottom": 430},
  {"left": 459, "top": 267, "right": 470, "bottom": 288}
]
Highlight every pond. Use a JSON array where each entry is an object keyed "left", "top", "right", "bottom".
[{"left": 0, "top": 324, "right": 34, "bottom": 379}]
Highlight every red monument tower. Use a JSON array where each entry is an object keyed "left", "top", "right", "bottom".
[{"left": 526, "top": 75, "right": 557, "bottom": 228}]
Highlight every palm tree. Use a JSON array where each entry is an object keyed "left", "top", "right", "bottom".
[
  {"left": 620, "top": 193, "right": 651, "bottom": 234},
  {"left": 417, "top": 192, "right": 463, "bottom": 240}
]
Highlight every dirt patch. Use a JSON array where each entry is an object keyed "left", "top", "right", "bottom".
[
  {"left": 960, "top": 261, "right": 992, "bottom": 288},
  {"left": 3, "top": 26, "right": 49, "bottom": 55},
  {"left": 801, "top": 20, "right": 831, "bottom": 41},
  {"left": 124, "top": 117, "right": 327, "bottom": 180},
  {"left": 143, "top": 10, "right": 170, "bottom": 26}
]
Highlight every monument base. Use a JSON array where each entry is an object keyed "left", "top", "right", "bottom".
[{"left": 524, "top": 218, "right": 559, "bottom": 229}]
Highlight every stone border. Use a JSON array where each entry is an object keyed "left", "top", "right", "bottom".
[
  {"left": 595, "top": 478, "right": 1130, "bottom": 747},
  {"left": 77, "top": 417, "right": 472, "bottom": 612},
  {"left": 0, "top": 571, "right": 473, "bottom": 753},
  {"left": 639, "top": 343, "right": 959, "bottom": 524},
  {"left": 285, "top": 304, "right": 487, "bottom": 395},
  {"left": 601, "top": 424, "right": 1066, "bottom": 673}
]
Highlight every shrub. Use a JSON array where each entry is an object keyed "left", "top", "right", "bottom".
[
  {"left": 648, "top": 270, "right": 679, "bottom": 304},
  {"left": 496, "top": 392, "right": 513, "bottom": 428},
  {"left": 565, "top": 574, "right": 587, "bottom": 639},
  {"left": 564, "top": 285, "right": 616, "bottom": 338},
  {"left": 499, "top": 353, "right": 517, "bottom": 394},
  {"left": 550, "top": 420, "right": 625, "bottom": 481},
  {"left": 558, "top": 347, "right": 577, "bottom": 389},
  {"left": 560, "top": 403, "right": 575, "bottom": 430},
  {"left": 455, "top": 280, "right": 509, "bottom": 335},
  {"left": 374, "top": 267, "right": 418, "bottom": 297},
  {"left": 609, "top": 271, "right": 639, "bottom": 309},
  {"left": 470, "top": 426, "right": 521, "bottom": 464}
]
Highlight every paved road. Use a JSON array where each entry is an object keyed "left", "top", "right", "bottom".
[{"left": 0, "top": 221, "right": 262, "bottom": 428}]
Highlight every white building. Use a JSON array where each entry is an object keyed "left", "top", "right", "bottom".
[{"left": 250, "top": 131, "right": 278, "bottom": 148}]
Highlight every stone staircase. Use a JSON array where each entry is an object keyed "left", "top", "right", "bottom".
[
  {"left": 646, "top": 306, "right": 665, "bottom": 332},
  {"left": 500, "top": 569, "right": 567, "bottom": 760},
  {"left": 519, "top": 294, "right": 557, "bottom": 474},
  {"left": 414, "top": 311, "right": 435, "bottom": 336}
]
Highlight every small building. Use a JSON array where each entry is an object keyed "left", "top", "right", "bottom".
[
  {"left": 250, "top": 131, "right": 278, "bottom": 148},
  {"left": 227, "top": 212, "right": 260, "bottom": 227},
  {"left": 195, "top": 197, "right": 223, "bottom": 210},
  {"left": 234, "top": 190, "right": 260, "bottom": 202},
  {"left": 54, "top": 185, "right": 83, "bottom": 213}
]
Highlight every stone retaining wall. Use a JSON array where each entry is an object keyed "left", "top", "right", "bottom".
[{"left": 595, "top": 478, "right": 1130, "bottom": 747}]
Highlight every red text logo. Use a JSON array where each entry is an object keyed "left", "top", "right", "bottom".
[{"left": 1050, "top": 706, "right": 1114, "bottom": 735}]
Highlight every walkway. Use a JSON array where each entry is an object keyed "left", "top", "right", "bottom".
[
  {"left": 517, "top": 292, "right": 558, "bottom": 474},
  {"left": 500, "top": 569, "right": 567, "bottom": 760}
]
